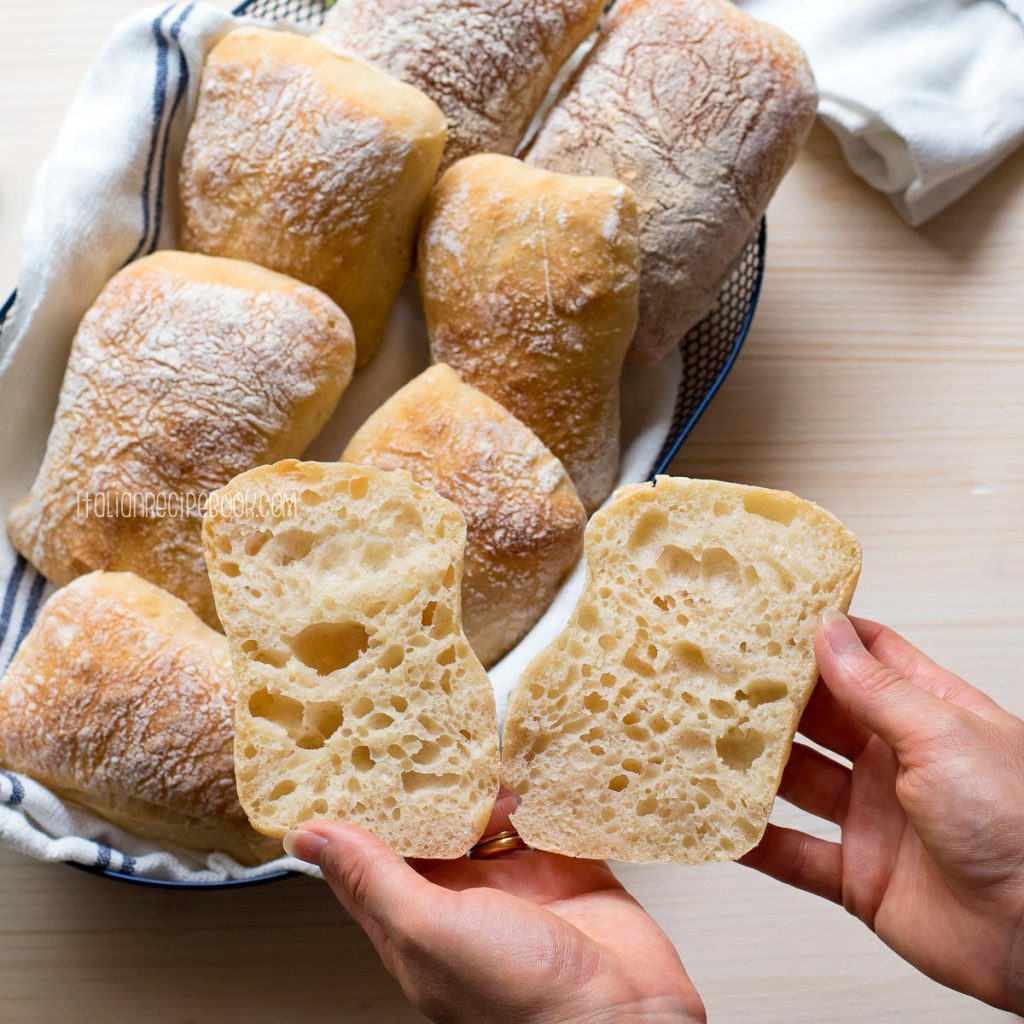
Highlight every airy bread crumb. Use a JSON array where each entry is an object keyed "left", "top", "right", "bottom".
[
  {"left": 502, "top": 476, "right": 861, "bottom": 864},
  {"left": 203, "top": 460, "right": 499, "bottom": 859}
]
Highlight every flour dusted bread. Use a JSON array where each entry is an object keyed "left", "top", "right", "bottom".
[
  {"left": 0, "top": 572, "right": 276, "bottom": 864},
  {"left": 203, "top": 461, "right": 499, "bottom": 857},
  {"left": 180, "top": 28, "right": 447, "bottom": 365},
  {"left": 7, "top": 251, "right": 355, "bottom": 627},
  {"left": 316, "top": 0, "right": 603, "bottom": 171},
  {"left": 420, "top": 154, "right": 639, "bottom": 512},
  {"left": 527, "top": 0, "right": 817, "bottom": 364},
  {"left": 502, "top": 477, "right": 861, "bottom": 864},
  {"left": 343, "top": 365, "right": 586, "bottom": 667}
]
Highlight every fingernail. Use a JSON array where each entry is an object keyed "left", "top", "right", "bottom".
[
  {"left": 283, "top": 828, "right": 328, "bottom": 864},
  {"left": 821, "top": 608, "right": 863, "bottom": 655}
]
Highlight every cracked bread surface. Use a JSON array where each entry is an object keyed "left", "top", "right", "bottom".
[
  {"left": 203, "top": 460, "right": 499, "bottom": 858},
  {"left": 7, "top": 250, "right": 355, "bottom": 628},
  {"left": 526, "top": 0, "right": 817, "bottom": 364},
  {"left": 502, "top": 476, "right": 861, "bottom": 864}
]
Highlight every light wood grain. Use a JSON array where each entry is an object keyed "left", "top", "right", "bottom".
[{"left": 1, "top": 5, "right": 1022, "bottom": 1023}]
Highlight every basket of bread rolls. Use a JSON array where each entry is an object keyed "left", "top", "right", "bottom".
[{"left": 0, "top": 0, "right": 854, "bottom": 887}]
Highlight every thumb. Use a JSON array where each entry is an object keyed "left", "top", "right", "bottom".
[
  {"left": 284, "top": 821, "right": 445, "bottom": 959},
  {"left": 816, "top": 610, "right": 958, "bottom": 760}
]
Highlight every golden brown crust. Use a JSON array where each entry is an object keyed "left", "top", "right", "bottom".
[
  {"left": 180, "top": 27, "right": 447, "bottom": 365},
  {"left": 342, "top": 364, "right": 586, "bottom": 666},
  {"left": 316, "top": 0, "right": 604, "bottom": 171},
  {"left": 502, "top": 477, "right": 861, "bottom": 864},
  {"left": 0, "top": 572, "right": 276, "bottom": 864},
  {"left": 6, "top": 250, "right": 354, "bottom": 627},
  {"left": 526, "top": 0, "right": 817, "bottom": 364},
  {"left": 418, "top": 154, "right": 639, "bottom": 512}
]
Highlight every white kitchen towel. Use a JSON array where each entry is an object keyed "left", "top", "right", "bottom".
[
  {"left": 741, "top": 0, "right": 1024, "bottom": 225},
  {"left": 0, "top": 3, "right": 682, "bottom": 881}
]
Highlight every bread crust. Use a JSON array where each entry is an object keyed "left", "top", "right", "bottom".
[
  {"left": 180, "top": 28, "right": 447, "bottom": 365},
  {"left": 343, "top": 364, "right": 586, "bottom": 666},
  {"left": 502, "top": 476, "right": 861, "bottom": 864},
  {"left": 203, "top": 461, "right": 500, "bottom": 858},
  {"left": 0, "top": 572, "right": 276, "bottom": 864},
  {"left": 7, "top": 250, "right": 355, "bottom": 627},
  {"left": 419, "top": 154, "right": 640, "bottom": 512},
  {"left": 316, "top": 0, "right": 604, "bottom": 171},
  {"left": 526, "top": 0, "right": 817, "bottom": 364}
]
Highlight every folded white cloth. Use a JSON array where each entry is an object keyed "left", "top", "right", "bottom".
[
  {"left": 741, "top": 0, "right": 1024, "bottom": 224},
  {"left": 0, "top": 3, "right": 681, "bottom": 882}
]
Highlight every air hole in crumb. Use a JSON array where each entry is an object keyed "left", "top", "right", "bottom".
[
  {"left": 350, "top": 476, "right": 369, "bottom": 500},
  {"left": 744, "top": 680, "right": 789, "bottom": 706},
  {"left": 301, "top": 489, "right": 323, "bottom": 506},
  {"left": 290, "top": 621, "right": 369, "bottom": 675},
  {"left": 637, "top": 796, "right": 658, "bottom": 815},
  {"left": 436, "top": 645, "right": 456, "bottom": 666},
  {"left": 390, "top": 695, "right": 408, "bottom": 712},
  {"left": 363, "top": 540, "right": 393, "bottom": 569},
  {"left": 657, "top": 544, "right": 700, "bottom": 582},
  {"left": 766, "top": 641, "right": 782, "bottom": 656},
  {"left": 268, "top": 780, "right": 296, "bottom": 800},
  {"left": 252, "top": 648, "right": 289, "bottom": 668},
  {"left": 377, "top": 645, "right": 404, "bottom": 670},
  {"left": 577, "top": 603, "right": 599, "bottom": 631},
  {"left": 442, "top": 565, "right": 456, "bottom": 588},
  {"left": 608, "top": 775, "right": 629, "bottom": 792},
  {"left": 421, "top": 602, "right": 437, "bottom": 627},
  {"left": 713, "top": 500, "right": 730, "bottom": 517},
  {"left": 307, "top": 702, "right": 344, "bottom": 740},
  {"left": 743, "top": 491, "right": 797, "bottom": 526},
  {"left": 249, "top": 688, "right": 304, "bottom": 733},
  {"left": 368, "top": 712, "right": 394, "bottom": 730},
  {"left": 273, "top": 528, "right": 316, "bottom": 565},
  {"left": 701, "top": 547, "right": 742, "bottom": 597},
  {"left": 716, "top": 726, "right": 766, "bottom": 771},
  {"left": 411, "top": 741, "right": 441, "bottom": 766},
  {"left": 242, "top": 639, "right": 258, "bottom": 653},
  {"left": 221, "top": 562, "right": 240, "bottom": 578},
  {"left": 402, "top": 771, "right": 459, "bottom": 792},
  {"left": 584, "top": 691, "right": 608, "bottom": 713},
  {"left": 352, "top": 696, "right": 374, "bottom": 718},
  {"left": 312, "top": 799, "right": 328, "bottom": 814},
  {"left": 622, "top": 758, "right": 642, "bottom": 774},
  {"left": 352, "top": 746, "right": 375, "bottom": 772},
  {"left": 244, "top": 530, "right": 273, "bottom": 557},
  {"left": 628, "top": 508, "right": 668, "bottom": 552},
  {"left": 710, "top": 699, "right": 734, "bottom": 719}
]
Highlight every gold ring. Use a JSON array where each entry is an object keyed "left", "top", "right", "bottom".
[{"left": 469, "top": 828, "right": 528, "bottom": 859}]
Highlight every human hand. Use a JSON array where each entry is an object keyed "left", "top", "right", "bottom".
[
  {"left": 742, "top": 610, "right": 1024, "bottom": 1013},
  {"left": 284, "top": 791, "right": 706, "bottom": 1024}
]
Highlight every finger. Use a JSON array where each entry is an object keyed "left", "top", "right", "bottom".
[
  {"left": 739, "top": 823, "right": 842, "bottom": 904},
  {"left": 798, "top": 681, "right": 872, "bottom": 761},
  {"left": 816, "top": 610, "right": 959, "bottom": 758},
  {"left": 778, "top": 741, "right": 851, "bottom": 824},
  {"left": 850, "top": 616, "right": 1010, "bottom": 723},
  {"left": 482, "top": 785, "right": 519, "bottom": 837},
  {"left": 285, "top": 821, "right": 446, "bottom": 958}
]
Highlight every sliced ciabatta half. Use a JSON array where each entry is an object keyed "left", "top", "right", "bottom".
[
  {"left": 502, "top": 476, "right": 861, "bottom": 864},
  {"left": 203, "top": 460, "right": 499, "bottom": 858}
]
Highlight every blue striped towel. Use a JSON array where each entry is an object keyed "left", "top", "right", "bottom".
[
  {"left": 0, "top": 2, "right": 684, "bottom": 881},
  {"left": 0, "top": 2, "right": 322, "bottom": 882}
]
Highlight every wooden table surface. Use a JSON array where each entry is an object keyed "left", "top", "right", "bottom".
[{"left": 1, "top": 4, "right": 1022, "bottom": 1023}]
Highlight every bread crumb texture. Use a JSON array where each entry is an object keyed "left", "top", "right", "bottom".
[
  {"left": 502, "top": 477, "right": 861, "bottom": 864},
  {"left": 203, "top": 461, "right": 499, "bottom": 858}
]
